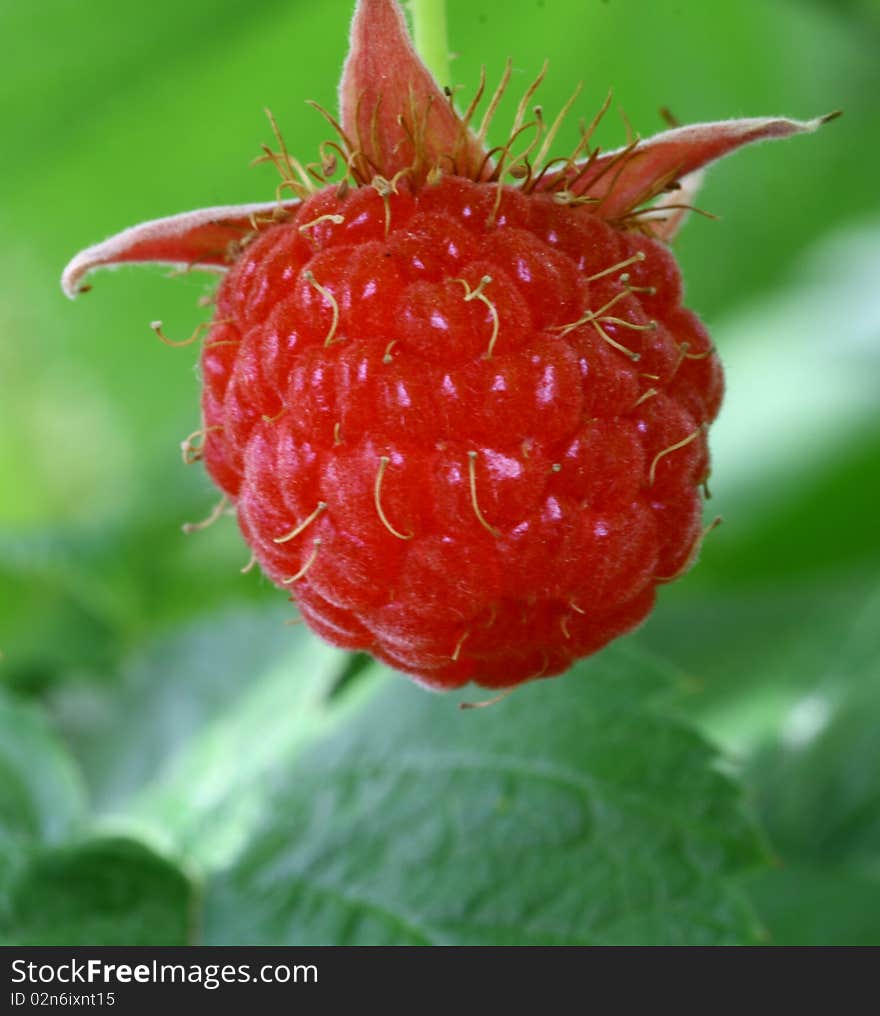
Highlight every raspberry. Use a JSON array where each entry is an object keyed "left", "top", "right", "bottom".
[
  {"left": 198, "top": 176, "right": 714, "bottom": 689},
  {"left": 62, "top": 0, "right": 835, "bottom": 691}
]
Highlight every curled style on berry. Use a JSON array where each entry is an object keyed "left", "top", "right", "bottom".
[{"left": 62, "top": 0, "right": 837, "bottom": 691}]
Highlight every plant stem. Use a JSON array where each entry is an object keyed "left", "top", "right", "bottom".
[{"left": 410, "top": 0, "right": 452, "bottom": 88}]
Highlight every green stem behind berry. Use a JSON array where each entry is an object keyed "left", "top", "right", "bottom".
[{"left": 410, "top": 0, "right": 452, "bottom": 89}]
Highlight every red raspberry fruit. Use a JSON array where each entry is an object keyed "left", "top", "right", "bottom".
[
  {"left": 201, "top": 176, "right": 717, "bottom": 690},
  {"left": 62, "top": 0, "right": 834, "bottom": 691}
]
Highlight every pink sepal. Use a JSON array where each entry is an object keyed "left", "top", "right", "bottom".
[
  {"left": 338, "top": 0, "right": 486, "bottom": 182},
  {"left": 540, "top": 115, "right": 837, "bottom": 222},
  {"left": 61, "top": 199, "right": 299, "bottom": 299}
]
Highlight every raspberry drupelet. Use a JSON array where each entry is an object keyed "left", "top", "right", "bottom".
[{"left": 62, "top": 0, "right": 835, "bottom": 690}]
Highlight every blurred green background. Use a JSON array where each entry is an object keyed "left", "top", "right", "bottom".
[{"left": 1, "top": 0, "right": 879, "bottom": 945}]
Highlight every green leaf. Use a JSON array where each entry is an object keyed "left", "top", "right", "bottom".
[
  {"left": 2, "top": 836, "right": 196, "bottom": 946},
  {"left": 745, "top": 584, "right": 880, "bottom": 859},
  {"left": 746, "top": 864, "right": 880, "bottom": 946},
  {"left": 753, "top": 684, "right": 880, "bottom": 868},
  {"left": 739, "top": 587, "right": 880, "bottom": 944},
  {"left": 53, "top": 607, "right": 349, "bottom": 869},
  {"left": 0, "top": 690, "right": 88, "bottom": 930},
  {"left": 664, "top": 582, "right": 880, "bottom": 946},
  {"left": 203, "top": 646, "right": 763, "bottom": 945},
  {"left": 0, "top": 664, "right": 197, "bottom": 947},
  {"left": 0, "top": 691, "right": 85, "bottom": 849}
]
